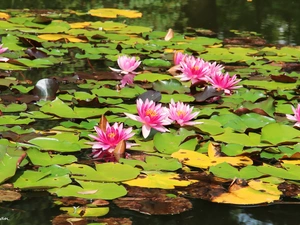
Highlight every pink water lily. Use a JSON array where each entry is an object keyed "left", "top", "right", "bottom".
[
  {"left": 177, "top": 57, "right": 209, "bottom": 84},
  {"left": 0, "top": 44, "right": 9, "bottom": 62},
  {"left": 168, "top": 99, "right": 202, "bottom": 126},
  {"left": 207, "top": 61, "right": 224, "bottom": 75},
  {"left": 206, "top": 72, "right": 242, "bottom": 95},
  {"left": 109, "top": 55, "right": 141, "bottom": 74},
  {"left": 125, "top": 98, "right": 172, "bottom": 138},
  {"left": 88, "top": 122, "right": 134, "bottom": 158},
  {"left": 173, "top": 51, "right": 188, "bottom": 65},
  {"left": 120, "top": 73, "right": 135, "bottom": 88},
  {"left": 286, "top": 104, "right": 300, "bottom": 127}
]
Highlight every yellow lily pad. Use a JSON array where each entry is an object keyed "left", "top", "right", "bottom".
[
  {"left": 123, "top": 172, "right": 197, "bottom": 189},
  {"left": 38, "top": 34, "right": 86, "bottom": 43},
  {"left": 212, "top": 184, "right": 280, "bottom": 205},
  {"left": 89, "top": 8, "right": 142, "bottom": 18},
  {"left": 248, "top": 180, "right": 282, "bottom": 196},
  {"left": 171, "top": 149, "right": 252, "bottom": 169}
]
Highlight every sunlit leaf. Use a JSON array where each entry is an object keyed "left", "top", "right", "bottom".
[
  {"left": 49, "top": 179, "right": 127, "bottom": 200},
  {"left": 123, "top": 171, "right": 197, "bottom": 189},
  {"left": 0, "top": 145, "right": 26, "bottom": 184},
  {"left": 89, "top": 8, "right": 142, "bottom": 18},
  {"left": 171, "top": 149, "right": 252, "bottom": 169},
  {"left": 27, "top": 148, "right": 77, "bottom": 166},
  {"left": 261, "top": 123, "right": 300, "bottom": 145},
  {"left": 60, "top": 206, "right": 109, "bottom": 217},
  {"left": 66, "top": 163, "right": 140, "bottom": 182}
]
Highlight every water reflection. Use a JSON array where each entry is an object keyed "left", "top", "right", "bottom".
[
  {"left": 0, "top": 0, "right": 300, "bottom": 44},
  {"left": 2, "top": 194, "right": 299, "bottom": 225}
]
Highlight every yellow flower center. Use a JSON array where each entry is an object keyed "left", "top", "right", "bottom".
[
  {"left": 145, "top": 109, "right": 157, "bottom": 117},
  {"left": 108, "top": 132, "right": 116, "bottom": 138},
  {"left": 176, "top": 110, "right": 186, "bottom": 117}
]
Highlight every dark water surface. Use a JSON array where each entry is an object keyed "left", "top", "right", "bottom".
[
  {"left": 0, "top": 0, "right": 300, "bottom": 225},
  {"left": 1, "top": 0, "right": 300, "bottom": 45},
  {"left": 1, "top": 193, "right": 300, "bottom": 225}
]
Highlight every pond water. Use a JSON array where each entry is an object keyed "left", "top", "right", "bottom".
[
  {"left": 1, "top": 0, "right": 300, "bottom": 45},
  {"left": 0, "top": 1, "right": 300, "bottom": 225}
]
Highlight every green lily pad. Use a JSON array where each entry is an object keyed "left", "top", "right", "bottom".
[
  {"left": 143, "top": 58, "right": 171, "bottom": 67},
  {"left": 153, "top": 132, "right": 197, "bottom": 154},
  {"left": 153, "top": 79, "right": 189, "bottom": 94},
  {"left": 0, "top": 115, "right": 35, "bottom": 125},
  {"left": 13, "top": 167, "right": 72, "bottom": 189},
  {"left": 261, "top": 123, "right": 300, "bottom": 145},
  {"left": 60, "top": 206, "right": 109, "bottom": 217},
  {"left": 195, "top": 119, "right": 224, "bottom": 135},
  {"left": 40, "top": 97, "right": 108, "bottom": 118},
  {"left": 209, "top": 162, "right": 264, "bottom": 180},
  {"left": 134, "top": 73, "right": 172, "bottom": 82},
  {"left": 120, "top": 155, "right": 182, "bottom": 171},
  {"left": 0, "top": 103, "right": 27, "bottom": 112},
  {"left": 66, "top": 163, "right": 140, "bottom": 182},
  {"left": 28, "top": 132, "right": 82, "bottom": 152},
  {"left": 257, "top": 164, "right": 300, "bottom": 180},
  {"left": 0, "top": 145, "right": 26, "bottom": 184},
  {"left": 27, "top": 148, "right": 77, "bottom": 166},
  {"left": 212, "top": 128, "right": 270, "bottom": 146},
  {"left": 49, "top": 179, "right": 127, "bottom": 200}
]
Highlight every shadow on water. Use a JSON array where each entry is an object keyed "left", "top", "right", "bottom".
[{"left": 1, "top": 193, "right": 300, "bottom": 225}]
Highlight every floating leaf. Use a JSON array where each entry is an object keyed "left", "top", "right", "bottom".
[
  {"left": 123, "top": 171, "right": 196, "bottom": 189},
  {"left": 89, "top": 8, "right": 142, "bottom": 18},
  {"left": 66, "top": 163, "right": 140, "bottom": 182},
  {"left": 261, "top": 123, "right": 300, "bottom": 145},
  {"left": 49, "top": 180, "right": 127, "bottom": 200},
  {"left": 212, "top": 183, "right": 280, "bottom": 205},
  {"left": 120, "top": 156, "right": 182, "bottom": 171},
  {"left": 13, "top": 169, "right": 71, "bottom": 189},
  {"left": 27, "top": 148, "right": 77, "bottom": 166},
  {"left": 257, "top": 164, "right": 300, "bottom": 180},
  {"left": 171, "top": 148, "right": 252, "bottom": 169},
  {"left": 60, "top": 206, "right": 109, "bottom": 217},
  {"left": 152, "top": 79, "right": 189, "bottom": 94},
  {"left": 0, "top": 145, "right": 26, "bottom": 184},
  {"left": 28, "top": 133, "right": 82, "bottom": 152},
  {"left": 209, "top": 162, "right": 264, "bottom": 180},
  {"left": 0, "top": 103, "right": 27, "bottom": 112},
  {"left": 134, "top": 72, "right": 172, "bottom": 82}
]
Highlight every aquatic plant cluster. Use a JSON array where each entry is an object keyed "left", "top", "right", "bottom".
[
  {"left": 87, "top": 53, "right": 242, "bottom": 160},
  {"left": 89, "top": 53, "right": 300, "bottom": 161},
  {"left": 1, "top": 8, "right": 300, "bottom": 222}
]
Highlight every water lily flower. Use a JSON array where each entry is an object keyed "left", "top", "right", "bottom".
[
  {"left": 177, "top": 57, "right": 209, "bottom": 84},
  {"left": 206, "top": 72, "right": 242, "bottom": 95},
  {"left": 0, "top": 44, "right": 9, "bottom": 62},
  {"left": 125, "top": 98, "right": 172, "bottom": 138},
  {"left": 168, "top": 99, "right": 202, "bottom": 126},
  {"left": 286, "top": 104, "right": 300, "bottom": 127},
  {"left": 207, "top": 61, "right": 224, "bottom": 75},
  {"left": 109, "top": 55, "right": 141, "bottom": 74},
  {"left": 88, "top": 122, "right": 134, "bottom": 158},
  {"left": 173, "top": 51, "right": 188, "bottom": 65},
  {"left": 120, "top": 73, "right": 135, "bottom": 88}
]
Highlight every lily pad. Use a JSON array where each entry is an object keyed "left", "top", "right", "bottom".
[
  {"left": 49, "top": 179, "right": 127, "bottom": 200},
  {"left": 65, "top": 163, "right": 140, "bottom": 182}
]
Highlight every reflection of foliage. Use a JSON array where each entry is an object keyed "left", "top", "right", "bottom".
[
  {"left": 1, "top": 0, "right": 300, "bottom": 43},
  {"left": 115, "top": 0, "right": 189, "bottom": 31},
  {"left": 216, "top": 0, "right": 300, "bottom": 45},
  {"left": 0, "top": 0, "right": 188, "bottom": 32}
]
